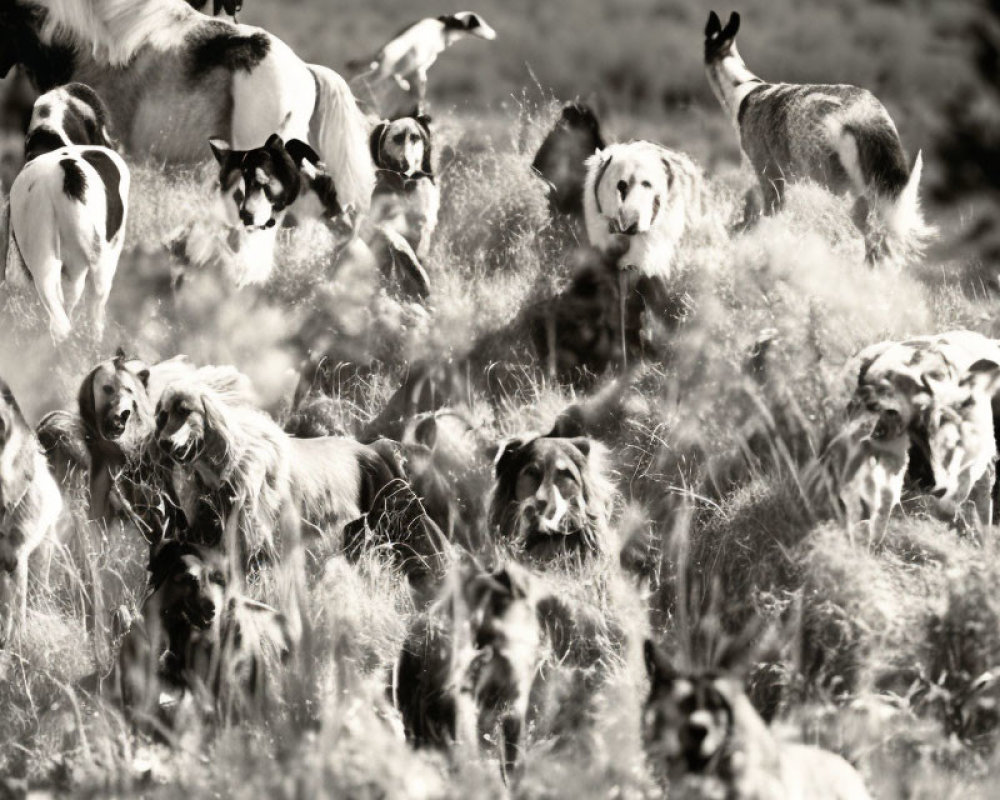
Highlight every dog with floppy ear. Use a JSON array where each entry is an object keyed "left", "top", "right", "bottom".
[
  {"left": 584, "top": 140, "right": 703, "bottom": 281},
  {"left": 533, "top": 102, "right": 606, "bottom": 219},
  {"left": 369, "top": 112, "right": 440, "bottom": 267},
  {"left": 0, "top": 377, "right": 63, "bottom": 645}
]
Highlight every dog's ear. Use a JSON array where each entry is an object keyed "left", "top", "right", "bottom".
[
  {"left": 961, "top": 358, "right": 1000, "bottom": 397},
  {"left": 660, "top": 156, "right": 675, "bottom": 189},
  {"left": 705, "top": 10, "right": 722, "bottom": 38},
  {"left": 264, "top": 133, "right": 285, "bottom": 152},
  {"left": 566, "top": 436, "right": 592, "bottom": 459},
  {"left": 208, "top": 137, "right": 233, "bottom": 165},
  {"left": 77, "top": 367, "right": 98, "bottom": 430},
  {"left": 494, "top": 435, "right": 530, "bottom": 479},
  {"left": 644, "top": 639, "right": 675, "bottom": 682},
  {"left": 137, "top": 368, "right": 150, "bottom": 390},
  {"left": 494, "top": 562, "right": 531, "bottom": 600},
  {"left": 284, "top": 139, "right": 320, "bottom": 171},
  {"left": 369, "top": 121, "right": 389, "bottom": 167},
  {"left": 587, "top": 149, "right": 613, "bottom": 215},
  {"left": 722, "top": 11, "right": 741, "bottom": 39},
  {"left": 418, "top": 120, "right": 433, "bottom": 174},
  {"left": 148, "top": 539, "right": 184, "bottom": 588}
]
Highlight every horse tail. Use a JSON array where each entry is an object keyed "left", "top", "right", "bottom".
[{"left": 307, "top": 64, "right": 375, "bottom": 216}]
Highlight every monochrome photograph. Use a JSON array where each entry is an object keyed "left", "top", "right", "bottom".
[{"left": 0, "top": 0, "right": 997, "bottom": 796}]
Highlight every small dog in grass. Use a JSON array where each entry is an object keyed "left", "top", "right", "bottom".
[
  {"left": 118, "top": 540, "right": 291, "bottom": 726},
  {"left": 394, "top": 562, "right": 542, "bottom": 783},
  {"left": 805, "top": 404, "right": 910, "bottom": 547},
  {"left": 704, "top": 10, "right": 931, "bottom": 265},
  {"left": 0, "top": 378, "right": 63, "bottom": 645},
  {"left": 643, "top": 638, "right": 872, "bottom": 799}
]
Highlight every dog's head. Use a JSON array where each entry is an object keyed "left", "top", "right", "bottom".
[
  {"left": 438, "top": 12, "right": 497, "bottom": 42},
  {"left": 532, "top": 103, "right": 606, "bottom": 216},
  {"left": 588, "top": 143, "right": 673, "bottom": 236},
  {"left": 78, "top": 351, "right": 151, "bottom": 444},
  {"left": 209, "top": 133, "right": 314, "bottom": 230},
  {"left": 704, "top": 11, "right": 741, "bottom": 64},
  {"left": 154, "top": 382, "right": 221, "bottom": 467},
  {"left": 148, "top": 540, "right": 228, "bottom": 632},
  {"left": 25, "top": 82, "right": 116, "bottom": 161},
  {"left": 923, "top": 359, "right": 1000, "bottom": 512},
  {"left": 491, "top": 434, "right": 610, "bottom": 562},
  {"left": 643, "top": 640, "right": 736, "bottom": 777},
  {"left": 370, "top": 115, "right": 432, "bottom": 176}
]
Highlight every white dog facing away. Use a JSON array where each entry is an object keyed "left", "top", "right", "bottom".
[{"left": 584, "top": 141, "right": 703, "bottom": 281}]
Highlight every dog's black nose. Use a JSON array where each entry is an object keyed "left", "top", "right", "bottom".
[
  {"left": 239, "top": 209, "right": 254, "bottom": 226},
  {"left": 684, "top": 723, "right": 708, "bottom": 744},
  {"left": 158, "top": 438, "right": 173, "bottom": 453},
  {"left": 116, "top": 408, "right": 130, "bottom": 425},
  {"left": 623, "top": 222, "right": 640, "bottom": 235}
]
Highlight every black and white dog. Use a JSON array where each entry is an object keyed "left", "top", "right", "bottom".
[
  {"left": 370, "top": 113, "right": 439, "bottom": 260},
  {"left": 207, "top": 133, "right": 430, "bottom": 295},
  {"left": 704, "top": 11, "right": 931, "bottom": 265},
  {"left": 349, "top": 12, "right": 496, "bottom": 107},
  {"left": 2, "top": 83, "right": 128, "bottom": 341}
]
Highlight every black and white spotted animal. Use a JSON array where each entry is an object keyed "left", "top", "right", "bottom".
[
  {"left": 24, "top": 83, "right": 117, "bottom": 161},
  {"left": 349, "top": 12, "right": 496, "bottom": 107},
  {"left": 704, "top": 11, "right": 931, "bottom": 266},
  {"left": 584, "top": 141, "right": 703, "bottom": 280},
  {"left": 3, "top": 83, "right": 128, "bottom": 341}
]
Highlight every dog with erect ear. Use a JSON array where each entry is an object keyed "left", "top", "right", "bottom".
[
  {"left": 394, "top": 560, "right": 542, "bottom": 783},
  {"left": 643, "top": 633, "right": 872, "bottom": 799},
  {"left": 117, "top": 539, "right": 292, "bottom": 728},
  {"left": 488, "top": 430, "right": 616, "bottom": 566}
]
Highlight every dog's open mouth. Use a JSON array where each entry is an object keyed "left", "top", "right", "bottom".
[
  {"left": 101, "top": 418, "right": 128, "bottom": 440},
  {"left": 161, "top": 439, "right": 203, "bottom": 466}
]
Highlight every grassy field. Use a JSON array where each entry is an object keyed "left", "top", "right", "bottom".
[{"left": 1, "top": 1, "right": 1000, "bottom": 797}]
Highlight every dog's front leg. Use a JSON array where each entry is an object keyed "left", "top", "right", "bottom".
[{"left": 500, "top": 711, "right": 524, "bottom": 785}]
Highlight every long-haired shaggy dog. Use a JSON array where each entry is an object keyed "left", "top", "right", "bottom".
[
  {"left": 370, "top": 112, "right": 439, "bottom": 261},
  {"left": 704, "top": 10, "right": 931, "bottom": 266},
  {"left": 489, "top": 432, "right": 615, "bottom": 566},
  {"left": 4, "top": 143, "right": 129, "bottom": 341},
  {"left": 348, "top": 12, "right": 496, "bottom": 108},
  {"left": 584, "top": 140, "right": 703, "bottom": 281},
  {"left": 77, "top": 351, "right": 251, "bottom": 526},
  {"left": 24, "top": 82, "right": 118, "bottom": 161},
  {"left": 394, "top": 561, "right": 541, "bottom": 783},
  {"left": 2, "top": 0, "right": 373, "bottom": 214},
  {"left": 0, "top": 377, "right": 62, "bottom": 645},
  {"left": 533, "top": 102, "right": 606, "bottom": 219},
  {"left": 643, "top": 638, "right": 872, "bottom": 799},
  {"left": 118, "top": 540, "right": 291, "bottom": 726},
  {"left": 154, "top": 378, "right": 400, "bottom": 568}
]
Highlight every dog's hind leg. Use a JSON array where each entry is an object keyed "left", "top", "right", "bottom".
[
  {"left": 88, "top": 246, "right": 120, "bottom": 341},
  {"left": 500, "top": 712, "right": 524, "bottom": 785},
  {"left": 34, "top": 260, "right": 72, "bottom": 342},
  {"left": 64, "top": 267, "right": 88, "bottom": 317}
]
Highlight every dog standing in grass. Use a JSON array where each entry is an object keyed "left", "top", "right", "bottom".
[
  {"left": 0, "top": 378, "right": 62, "bottom": 645},
  {"left": 3, "top": 83, "right": 128, "bottom": 341},
  {"left": 704, "top": 11, "right": 931, "bottom": 266}
]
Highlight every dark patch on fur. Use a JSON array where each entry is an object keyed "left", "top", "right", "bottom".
[
  {"left": 24, "top": 128, "right": 65, "bottom": 161},
  {"left": 188, "top": 23, "right": 270, "bottom": 79},
  {"left": 81, "top": 150, "right": 124, "bottom": 240},
  {"left": 61, "top": 158, "right": 87, "bottom": 202},
  {"left": 843, "top": 121, "right": 910, "bottom": 196},
  {"left": 0, "top": 5, "right": 75, "bottom": 89},
  {"left": 532, "top": 103, "right": 606, "bottom": 216}
]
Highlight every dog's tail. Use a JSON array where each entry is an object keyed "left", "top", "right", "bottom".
[
  {"left": 833, "top": 119, "right": 934, "bottom": 266},
  {"left": 308, "top": 64, "right": 375, "bottom": 217}
]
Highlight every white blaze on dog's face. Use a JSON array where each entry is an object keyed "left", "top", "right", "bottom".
[
  {"left": 382, "top": 119, "right": 426, "bottom": 176},
  {"left": 156, "top": 386, "right": 211, "bottom": 466},
  {"left": 924, "top": 360, "right": 1000, "bottom": 512},
  {"left": 591, "top": 146, "right": 669, "bottom": 236}
]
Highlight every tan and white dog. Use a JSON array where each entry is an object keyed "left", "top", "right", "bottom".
[{"left": 584, "top": 141, "right": 703, "bottom": 281}]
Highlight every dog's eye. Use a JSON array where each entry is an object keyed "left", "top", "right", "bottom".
[
  {"left": 393, "top": 133, "right": 406, "bottom": 145},
  {"left": 641, "top": 180, "right": 652, "bottom": 189},
  {"left": 209, "top": 570, "right": 225, "bottom": 586},
  {"left": 102, "top": 385, "right": 115, "bottom": 396},
  {"left": 616, "top": 180, "right": 628, "bottom": 197},
  {"left": 178, "top": 404, "right": 192, "bottom": 418}
]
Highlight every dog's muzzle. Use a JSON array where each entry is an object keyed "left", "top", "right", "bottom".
[
  {"left": 239, "top": 212, "right": 277, "bottom": 231},
  {"left": 101, "top": 408, "right": 132, "bottom": 440},
  {"left": 608, "top": 219, "right": 641, "bottom": 236}
]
